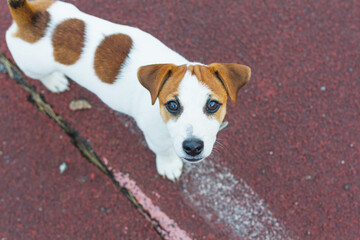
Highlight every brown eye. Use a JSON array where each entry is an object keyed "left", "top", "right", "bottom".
[
  {"left": 166, "top": 100, "right": 180, "bottom": 114},
  {"left": 206, "top": 100, "right": 221, "bottom": 113}
]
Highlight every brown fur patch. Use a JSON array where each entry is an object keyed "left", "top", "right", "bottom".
[
  {"left": 8, "top": 0, "right": 26, "bottom": 9},
  {"left": 208, "top": 63, "right": 251, "bottom": 103},
  {"left": 138, "top": 64, "right": 176, "bottom": 104},
  {"left": 52, "top": 19, "right": 85, "bottom": 65},
  {"left": 157, "top": 65, "right": 187, "bottom": 123},
  {"left": 94, "top": 34, "right": 132, "bottom": 84},
  {"left": 189, "top": 65, "right": 228, "bottom": 122},
  {"left": 9, "top": 0, "right": 54, "bottom": 43}
]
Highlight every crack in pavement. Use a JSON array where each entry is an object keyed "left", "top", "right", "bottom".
[{"left": 0, "top": 51, "right": 177, "bottom": 240}]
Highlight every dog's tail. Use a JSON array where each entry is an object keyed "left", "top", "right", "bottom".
[
  {"left": 7, "top": 0, "right": 34, "bottom": 26},
  {"left": 7, "top": 0, "right": 54, "bottom": 42},
  {"left": 7, "top": 0, "right": 53, "bottom": 25}
]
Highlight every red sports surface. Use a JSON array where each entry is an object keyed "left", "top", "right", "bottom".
[{"left": 0, "top": 0, "right": 359, "bottom": 239}]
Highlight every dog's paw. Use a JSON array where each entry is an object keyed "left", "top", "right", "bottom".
[
  {"left": 40, "top": 72, "right": 69, "bottom": 93},
  {"left": 156, "top": 154, "right": 183, "bottom": 181}
]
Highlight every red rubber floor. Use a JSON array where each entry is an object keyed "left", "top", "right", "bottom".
[{"left": 0, "top": 0, "right": 359, "bottom": 239}]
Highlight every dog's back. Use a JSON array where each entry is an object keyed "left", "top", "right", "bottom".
[{"left": 6, "top": 0, "right": 187, "bottom": 114}]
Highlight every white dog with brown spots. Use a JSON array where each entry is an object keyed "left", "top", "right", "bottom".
[{"left": 6, "top": 0, "right": 251, "bottom": 180}]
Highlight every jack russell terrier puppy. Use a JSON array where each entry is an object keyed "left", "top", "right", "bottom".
[{"left": 6, "top": 0, "right": 251, "bottom": 180}]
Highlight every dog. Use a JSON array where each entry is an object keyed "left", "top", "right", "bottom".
[{"left": 6, "top": 0, "right": 251, "bottom": 180}]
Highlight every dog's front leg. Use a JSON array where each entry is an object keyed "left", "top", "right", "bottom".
[
  {"left": 155, "top": 148, "right": 183, "bottom": 181},
  {"left": 144, "top": 134, "right": 183, "bottom": 181}
]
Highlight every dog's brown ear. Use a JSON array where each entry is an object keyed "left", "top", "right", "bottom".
[
  {"left": 208, "top": 63, "right": 251, "bottom": 104},
  {"left": 138, "top": 64, "right": 176, "bottom": 105}
]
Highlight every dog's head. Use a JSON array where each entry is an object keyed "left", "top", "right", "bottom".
[{"left": 138, "top": 63, "right": 251, "bottom": 163}]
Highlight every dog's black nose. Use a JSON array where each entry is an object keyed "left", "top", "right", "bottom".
[{"left": 183, "top": 138, "right": 204, "bottom": 156}]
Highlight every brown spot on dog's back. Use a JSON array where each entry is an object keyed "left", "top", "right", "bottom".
[
  {"left": 9, "top": 0, "right": 54, "bottom": 43},
  {"left": 52, "top": 19, "right": 85, "bottom": 65},
  {"left": 94, "top": 34, "right": 133, "bottom": 84}
]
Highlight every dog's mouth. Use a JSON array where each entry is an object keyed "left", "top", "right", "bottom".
[{"left": 182, "top": 157, "right": 204, "bottom": 163}]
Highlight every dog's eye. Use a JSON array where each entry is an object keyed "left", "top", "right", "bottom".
[
  {"left": 166, "top": 100, "right": 180, "bottom": 114},
  {"left": 206, "top": 100, "right": 221, "bottom": 114}
]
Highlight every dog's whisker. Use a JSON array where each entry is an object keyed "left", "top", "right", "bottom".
[{"left": 214, "top": 140, "right": 225, "bottom": 150}]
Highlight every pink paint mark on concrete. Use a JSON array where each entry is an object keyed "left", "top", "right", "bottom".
[{"left": 103, "top": 158, "right": 191, "bottom": 240}]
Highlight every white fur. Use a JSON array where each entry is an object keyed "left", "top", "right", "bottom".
[
  {"left": 40, "top": 71, "right": 69, "bottom": 93},
  {"left": 167, "top": 72, "right": 220, "bottom": 161},
  {"left": 6, "top": 1, "right": 222, "bottom": 180}
]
